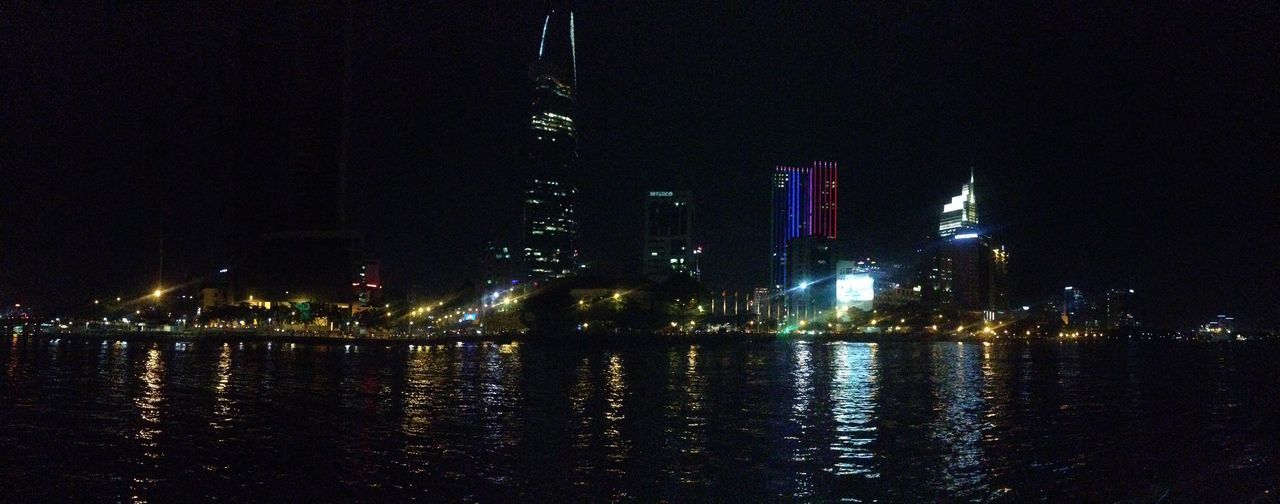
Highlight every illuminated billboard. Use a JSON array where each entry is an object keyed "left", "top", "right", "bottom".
[{"left": 836, "top": 272, "right": 874, "bottom": 310}]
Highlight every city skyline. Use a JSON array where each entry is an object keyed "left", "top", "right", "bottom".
[{"left": 2, "top": 3, "right": 1277, "bottom": 328}]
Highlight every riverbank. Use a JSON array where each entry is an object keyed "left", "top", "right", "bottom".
[{"left": 32, "top": 328, "right": 1120, "bottom": 347}]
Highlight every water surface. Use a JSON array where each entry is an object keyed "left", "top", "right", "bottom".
[{"left": 2, "top": 336, "right": 1275, "bottom": 501}]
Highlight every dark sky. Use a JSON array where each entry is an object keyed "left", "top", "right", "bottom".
[{"left": 2, "top": 2, "right": 1277, "bottom": 328}]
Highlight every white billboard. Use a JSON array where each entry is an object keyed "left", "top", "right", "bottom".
[{"left": 836, "top": 272, "right": 874, "bottom": 310}]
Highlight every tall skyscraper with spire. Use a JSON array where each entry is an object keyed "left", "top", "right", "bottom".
[
  {"left": 939, "top": 169, "right": 978, "bottom": 237},
  {"left": 926, "top": 170, "right": 1009, "bottom": 312},
  {"left": 521, "top": 7, "right": 580, "bottom": 284}
]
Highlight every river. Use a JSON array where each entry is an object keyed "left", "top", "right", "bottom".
[{"left": 1, "top": 335, "right": 1275, "bottom": 501}]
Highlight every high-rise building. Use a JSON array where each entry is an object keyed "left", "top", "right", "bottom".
[
  {"left": 770, "top": 161, "right": 838, "bottom": 291},
  {"left": 927, "top": 171, "right": 1008, "bottom": 312},
  {"left": 786, "top": 236, "right": 838, "bottom": 322},
  {"left": 352, "top": 260, "right": 382, "bottom": 306},
  {"left": 1063, "top": 286, "right": 1087, "bottom": 325},
  {"left": 1105, "top": 288, "right": 1137, "bottom": 329},
  {"left": 482, "top": 241, "right": 519, "bottom": 289},
  {"left": 939, "top": 169, "right": 978, "bottom": 237},
  {"left": 521, "top": 7, "right": 580, "bottom": 285},
  {"left": 643, "top": 191, "right": 695, "bottom": 282},
  {"left": 940, "top": 233, "right": 1007, "bottom": 311}
]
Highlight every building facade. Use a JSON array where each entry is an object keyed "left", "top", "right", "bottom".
[
  {"left": 643, "top": 191, "right": 695, "bottom": 282},
  {"left": 939, "top": 169, "right": 978, "bottom": 237},
  {"left": 1105, "top": 288, "right": 1137, "bottom": 329},
  {"left": 786, "top": 236, "right": 838, "bottom": 322},
  {"left": 770, "top": 161, "right": 838, "bottom": 292},
  {"left": 925, "top": 171, "right": 1008, "bottom": 312},
  {"left": 521, "top": 8, "right": 580, "bottom": 285}
]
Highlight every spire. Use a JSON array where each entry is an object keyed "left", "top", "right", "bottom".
[{"left": 532, "top": 6, "right": 576, "bottom": 89}]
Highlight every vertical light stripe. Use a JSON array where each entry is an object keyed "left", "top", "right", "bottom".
[{"left": 538, "top": 15, "right": 550, "bottom": 58}]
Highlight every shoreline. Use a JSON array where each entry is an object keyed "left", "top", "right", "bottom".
[{"left": 25, "top": 329, "right": 1253, "bottom": 348}]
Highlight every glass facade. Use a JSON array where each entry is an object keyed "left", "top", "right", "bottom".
[
  {"left": 939, "top": 170, "right": 978, "bottom": 237},
  {"left": 643, "top": 191, "right": 695, "bottom": 281},
  {"left": 522, "top": 9, "right": 580, "bottom": 284},
  {"left": 770, "top": 161, "right": 838, "bottom": 291}
]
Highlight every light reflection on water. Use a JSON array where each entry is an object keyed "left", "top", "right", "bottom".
[
  {"left": 830, "top": 341, "right": 878, "bottom": 478},
  {"left": 0, "top": 337, "right": 1275, "bottom": 502}
]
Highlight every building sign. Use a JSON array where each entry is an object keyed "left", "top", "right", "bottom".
[{"left": 836, "top": 273, "right": 874, "bottom": 310}]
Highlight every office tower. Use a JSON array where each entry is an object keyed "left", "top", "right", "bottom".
[
  {"left": 482, "top": 242, "right": 519, "bottom": 289},
  {"left": 352, "top": 261, "right": 382, "bottom": 305},
  {"left": 930, "top": 171, "right": 1008, "bottom": 312},
  {"left": 1106, "top": 288, "right": 1137, "bottom": 329},
  {"left": 786, "top": 236, "right": 838, "bottom": 322},
  {"left": 770, "top": 161, "right": 838, "bottom": 291},
  {"left": 939, "top": 169, "right": 978, "bottom": 237},
  {"left": 643, "top": 191, "right": 695, "bottom": 281},
  {"left": 521, "top": 7, "right": 580, "bottom": 284},
  {"left": 941, "top": 233, "right": 1003, "bottom": 311},
  {"left": 1063, "top": 286, "right": 1087, "bottom": 325}
]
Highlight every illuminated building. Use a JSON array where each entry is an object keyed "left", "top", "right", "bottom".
[
  {"left": 925, "top": 172, "right": 1008, "bottom": 311},
  {"left": 939, "top": 169, "right": 978, "bottom": 237},
  {"left": 786, "top": 236, "right": 837, "bottom": 322},
  {"left": 770, "top": 161, "right": 838, "bottom": 291},
  {"left": 835, "top": 260, "right": 874, "bottom": 312},
  {"left": 643, "top": 191, "right": 695, "bottom": 281},
  {"left": 521, "top": 7, "right": 580, "bottom": 284}
]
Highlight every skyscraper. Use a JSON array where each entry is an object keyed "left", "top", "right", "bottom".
[
  {"left": 1106, "top": 288, "right": 1137, "bottom": 329},
  {"left": 643, "top": 191, "right": 695, "bottom": 282},
  {"left": 770, "top": 161, "right": 838, "bottom": 291},
  {"left": 929, "top": 171, "right": 1008, "bottom": 312},
  {"left": 939, "top": 169, "right": 978, "bottom": 237},
  {"left": 942, "top": 233, "right": 1006, "bottom": 311},
  {"left": 786, "top": 236, "right": 838, "bottom": 322},
  {"left": 521, "top": 7, "right": 580, "bottom": 284},
  {"left": 1063, "top": 286, "right": 1087, "bottom": 325}
]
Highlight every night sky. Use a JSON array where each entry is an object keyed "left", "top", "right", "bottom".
[{"left": 2, "top": 2, "right": 1277, "bottom": 328}]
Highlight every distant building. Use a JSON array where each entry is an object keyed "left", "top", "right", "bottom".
[
  {"left": 521, "top": 7, "right": 580, "bottom": 285},
  {"left": 642, "top": 191, "right": 695, "bottom": 282},
  {"left": 924, "top": 171, "right": 1008, "bottom": 312},
  {"left": 482, "top": 242, "right": 520, "bottom": 289},
  {"left": 770, "top": 161, "right": 838, "bottom": 291},
  {"left": 835, "top": 260, "right": 874, "bottom": 311},
  {"left": 939, "top": 169, "right": 979, "bottom": 237},
  {"left": 1105, "top": 288, "right": 1137, "bottom": 329},
  {"left": 1063, "top": 286, "right": 1090, "bottom": 326},
  {"left": 1199, "top": 314, "right": 1236, "bottom": 340},
  {"left": 751, "top": 287, "right": 770, "bottom": 316},
  {"left": 938, "top": 233, "right": 1007, "bottom": 311},
  {"left": 352, "top": 260, "right": 382, "bottom": 306},
  {"left": 786, "top": 236, "right": 838, "bottom": 322}
]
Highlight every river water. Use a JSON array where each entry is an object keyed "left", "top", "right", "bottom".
[{"left": 1, "top": 335, "right": 1275, "bottom": 502}]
